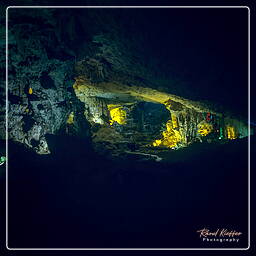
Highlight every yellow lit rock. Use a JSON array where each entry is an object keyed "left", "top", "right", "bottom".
[
  {"left": 152, "top": 139, "right": 162, "bottom": 147},
  {"left": 226, "top": 126, "right": 236, "bottom": 139},
  {"left": 164, "top": 100, "right": 172, "bottom": 112},
  {"left": 171, "top": 114, "right": 178, "bottom": 129},
  {"left": 197, "top": 121, "right": 213, "bottom": 136},
  {"left": 107, "top": 104, "right": 127, "bottom": 125},
  {"left": 28, "top": 87, "right": 33, "bottom": 95},
  {"left": 71, "top": 76, "right": 248, "bottom": 149},
  {"left": 164, "top": 99, "right": 183, "bottom": 112},
  {"left": 153, "top": 120, "right": 182, "bottom": 148},
  {"left": 67, "top": 112, "right": 74, "bottom": 124},
  {"left": 152, "top": 102, "right": 183, "bottom": 149},
  {"left": 72, "top": 76, "right": 218, "bottom": 115}
]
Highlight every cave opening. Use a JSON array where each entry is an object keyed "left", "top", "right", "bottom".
[{"left": 64, "top": 76, "right": 250, "bottom": 161}]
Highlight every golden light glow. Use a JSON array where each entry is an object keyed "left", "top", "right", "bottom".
[
  {"left": 28, "top": 87, "right": 33, "bottom": 95},
  {"left": 153, "top": 119, "right": 182, "bottom": 149},
  {"left": 164, "top": 100, "right": 172, "bottom": 112},
  {"left": 226, "top": 126, "right": 236, "bottom": 140},
  {"left": 67, "top": 112, "right": 74, "bottom": 124},
  {"left": 71, "top": 78, "right": 247, "bottom": 149},
  {"left": 72, "top": 77, "right": 218, "bottom": 115},
  {"left": 152, "top": 101, "right": 183, "bottom": 149},
  {"left": 107, "top": 104, "right": 127, "bottom": 125},
  {"left": 171, "top": 114, "right": 178, "bottom": 129},
  {"left": 197, "top": 122, "right": 213, "bottom": 136},
  {"left": 152, "top": 139, "right": 162, "bottom": 147}
]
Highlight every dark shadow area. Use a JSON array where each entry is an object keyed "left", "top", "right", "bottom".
[
  {"left": 6, "top": 135, "right": 251, "bottom": 248},
  {"left": 1, "top": 3, "right": 253, "bottom": 252}
]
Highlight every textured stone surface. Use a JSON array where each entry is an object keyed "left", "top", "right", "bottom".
[
  {"left": 0, "top": 8, "right": 250, "bottom": 156},
  {"left": 1, "top": 9, "right": 80, "bottom": 153}
]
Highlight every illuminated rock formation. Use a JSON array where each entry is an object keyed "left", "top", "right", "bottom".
[
  {"left": 108, "top": 104, "right": 127, "bottom": 126},
  {"left": 2, "top": 8, "right": 251, "bottom": 157},
  {"left": 72, "top": 75, "right": 249, "bottom": 154}
]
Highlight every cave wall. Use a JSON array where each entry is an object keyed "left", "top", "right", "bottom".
[
  {"left": 1, "top": 9, "right": 85, "bottom": 153},
  {"left": 2, "top": 7, "right": 173, "bottom": 153},
  {"left": 0, "top": 7, "right": 250, "bottom": 154}
]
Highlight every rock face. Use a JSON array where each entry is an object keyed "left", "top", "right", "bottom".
[
  {"left": 1, "top": 8, "right": 87, "bottom": 153},
  {"left": 72, "top": 75, "right": 249, "bottom": 157},
  {"left": 1, "top": 8, "right": 251, "bottom": 157}
]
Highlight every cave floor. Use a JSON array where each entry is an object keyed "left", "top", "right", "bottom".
[{"left": 2, "top": 135, "right": 251, "bottom": 248}]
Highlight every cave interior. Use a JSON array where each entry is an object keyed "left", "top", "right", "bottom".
[{"left": 0, "top": 6, "right": 253, "bottom": 249}]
